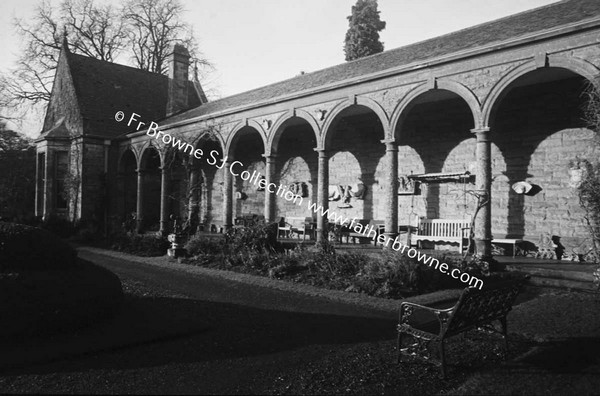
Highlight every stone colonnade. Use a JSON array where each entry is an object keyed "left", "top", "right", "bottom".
[
  {"left": 129, "top": 124, "right": 494, "bottom": 260},
  {"left": 213, "top": 123, "right": 492, "bottom": 259}
]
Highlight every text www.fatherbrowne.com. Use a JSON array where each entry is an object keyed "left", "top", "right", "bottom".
[{"left": 116, "top": 111, "right": 484, "bottom": 290}]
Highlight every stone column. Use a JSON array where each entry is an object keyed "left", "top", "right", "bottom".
[
  {"left": 42, "top": 151, "right": 51, "bottom": 219},
  {"left": 471, "top": 127, "right": 492, "bottom": 258},
  {"left": 263, "top": 155, "right": 277, "bottom": 223},
  {"left": 315, "top": 149, "right": 329, "bottom": 243},
  {"left": 188, "top": 166, "right": 200, "bottom": 230},
  {"left": 159, "top": 166, "right": 169, "bottom": 235},
  {"left": 222, "top": 160, "right": 233, "bottom": 231},
  {"left": 383, "top": 140, "right": 399, "bottom": 245},
  {"left": 35, "top": 152, "right": 45, "bottom": 218},
  {"left": 136, "top": 169, "right": 145, "bottom": 233}
]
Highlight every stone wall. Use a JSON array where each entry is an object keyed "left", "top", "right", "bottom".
[
  {"left": 276, "top": 125, "right": 318, "bottom": 219},
  {"left": 491, "top": 76, "right": 597, "bottom": 253},
  {"left": 232, "top": 133, "right": 265, "bottom": 218},
  {"left": 392, "top": 97, "right": 476, "bottom": 231},
  {"left": 259, "top": 76, "right": 597, "bottom": 252},
  {"left": 327, "top": 114, "right": 385, "bottom": 222}
]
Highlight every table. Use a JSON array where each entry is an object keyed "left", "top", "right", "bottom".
[{"left": 491, "top": 238, "right": 523, "bottom": 258}]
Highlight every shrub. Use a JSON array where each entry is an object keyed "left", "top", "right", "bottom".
[
  {"left": 184, "top": 233, "right": 225, "bottom": 256},
  {"left": 577, "top": 160, "right": 600, "bottom": 262},
  {"left": 39, "top": 214, "right": 76, "bottom": 238},
  {"left": 110, "top": 231, "right": 169, "bottom": 256},
  {"left": 72, "top": 218, "right": 104, "bottom": 243},
  {"left": 224, "top": 222, "right": 279, "bottom": 254},
  {"left": 0, "top": 222, "right": 78, "bottom": 270},
  {"left": 182, "top": 230, "right": 470, "bottom": 299}
]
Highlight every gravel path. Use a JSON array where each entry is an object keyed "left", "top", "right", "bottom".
[{"left": 0, "top": 247, "right": 597, "bottom": 394}]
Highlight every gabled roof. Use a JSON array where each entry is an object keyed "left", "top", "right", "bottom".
[
  {"left": 65, "top": 52, "right": 169, "bottom": 138},
  {"left": 164, "top": 0, "right": 600, "bottom": 125},
  {"left": 42, "top": 47, "right": 205, "bottom": 139},
  {"left": 43, "top": 117, "right": 71, "bottom": 139}
]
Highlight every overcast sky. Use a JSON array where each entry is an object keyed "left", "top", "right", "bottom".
[{"left": 0, "top": 0, "right": 561, "bottom": 135}]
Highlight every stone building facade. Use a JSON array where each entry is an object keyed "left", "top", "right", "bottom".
[
  {"left": 35, "top": 41, "right": 206, "bottom": 228},
  {"left": 37, "top": 0, "right": 600, "bottom": 258}
]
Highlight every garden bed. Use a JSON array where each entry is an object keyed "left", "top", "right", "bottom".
[{"left": 180, "top": 224, "right": 488, "bottom": 300}]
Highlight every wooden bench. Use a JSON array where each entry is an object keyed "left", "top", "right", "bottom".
[
  {"left": 234, "top": 214, "right": 264, "bottom": 230},
  {"left": 397, "top": 278, "right": 526, "bottom": 378},
  {"left": 411, "top": 218, "right": 470, "bottom": 252}
]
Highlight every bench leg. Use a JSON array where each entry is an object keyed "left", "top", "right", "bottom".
[
  {"left": 500, "top": 317, "right": 509, "bottom": 355},
  {"left": 397, "top": 331, "right": 403, "bottom": 363},
  {"left": 439, "top": 339, "right": 446, "bottom": 379}
]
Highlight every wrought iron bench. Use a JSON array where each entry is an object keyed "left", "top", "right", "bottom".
[
  {"left": 397, "top": 278, "right": 526, "bottom": 378},
  {"left": 411, "top": 218, "right": 471, "bottom": 252}
]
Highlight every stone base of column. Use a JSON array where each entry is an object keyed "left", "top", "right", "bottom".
[
  {"left": 474, "top": 238, "right": 505, "bottom": 272},
  {"left": 474, "top": 238, "right": 492, "bottom": 258},
  {"left": 316, "top": 228, "right": 326, "bottom": 243}
]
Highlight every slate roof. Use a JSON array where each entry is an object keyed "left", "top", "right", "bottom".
[
  {"left": 163, "top": 0, "right": 600, "bottom": 125},
  {"left": 58, "top": 51, "right": 204, "bottom": 138}
]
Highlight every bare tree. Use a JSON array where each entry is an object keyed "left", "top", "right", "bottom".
[
  {"left": 61, "top": 0, "right": 128, "bottom": 62},
  {"left": 124, "top": 0, "right": 211, "bottom": 74},
  {"left": 2, "top": 0, "right": 127, "bottom": 108},
  {"left": 3, "top": 0, "right": 212, "bottom": 113}
]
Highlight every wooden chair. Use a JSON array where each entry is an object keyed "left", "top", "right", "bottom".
[
  {"left": 277, "top": 217, "right": 292, "bottom": 239},
  {"left": 290, "top": 217, "right": 314, "bottom": 240}
]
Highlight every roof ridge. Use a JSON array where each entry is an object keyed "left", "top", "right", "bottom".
[
  {"left": 197, "top": 0, "right": 570, "bottom": 109},
  {"left": 368, "top": 0, "right": 568, "bottom": 57},
  {"left": 67, "top": 51, "right": 168, "bottom": 78}
]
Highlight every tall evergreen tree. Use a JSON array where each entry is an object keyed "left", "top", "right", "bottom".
[{"left": 344, "top": 0, "right": 386, "bottom": 61}]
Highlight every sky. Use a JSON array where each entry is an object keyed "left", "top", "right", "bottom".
[{"left": 0, "top": 0, "right": 561, "bottom": 136}]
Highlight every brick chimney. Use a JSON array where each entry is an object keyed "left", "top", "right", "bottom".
[{"left": 166, "top": 44, "right": 190, "bottom": 116}]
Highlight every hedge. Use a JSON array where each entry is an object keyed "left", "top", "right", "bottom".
[{"left": 0, "top": 221, "right": 78, "bottom": 270}]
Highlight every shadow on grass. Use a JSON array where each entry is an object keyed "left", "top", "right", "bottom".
[
  {"left": 0, "top": 295, "right": 547, "bottom": 395},
  {"left": 516, "top": 337, "right": 600, "bottom": 373}
]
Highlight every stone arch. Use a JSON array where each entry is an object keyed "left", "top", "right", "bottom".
[
  {"left": 390, "top": 79, "right": 482, "bottom": 139},
  {"left": 481, "top": 56, "right": 600, "bottom": 127},
  {"left": 117, "top": 148, "right": 139, "bottom": 220},
  {"left": 321, "top": 97, "right": 389, "bottom": 149},
  {"left": 194, "top": 129, "right": 226, "bottom": 152},
  {"left": 225, "top": 119, "right": 267, "bottom": 157},
  {"left": 117, "top": 146, "right": 139, "bottom": 171},
  {"left": 139, "top": 139, "right": 165, "bottom": 168},
  {"left": 191, "top": 130, "right": 225, "bottom": 229},
  {"left": 267, "top": 109, "right": 320, "bottom": 155}
]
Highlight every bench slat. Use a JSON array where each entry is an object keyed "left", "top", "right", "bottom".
[{"left": 412, "top": 218, "right": 470, "bottom": 251}]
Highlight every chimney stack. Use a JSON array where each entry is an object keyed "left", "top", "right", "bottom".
[{"left": 166, "top": 44, "right": 190, "bottom": 116}]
